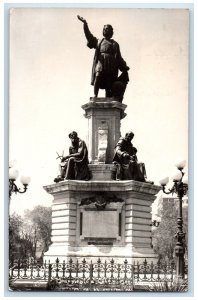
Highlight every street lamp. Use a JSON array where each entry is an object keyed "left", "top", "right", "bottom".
[
  {"left": 159, "top": 159, "right": 188, "bottom": 281},
  {"left": 150, "top": 218, "right": 160, "bottom": 249},
  {"left": 9, "top": 167, "right": 31, "bottom": 199}
]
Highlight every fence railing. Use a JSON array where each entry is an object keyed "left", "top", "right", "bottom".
[{"left": 9, "top": 257, "right": 188, "bottom": 291}]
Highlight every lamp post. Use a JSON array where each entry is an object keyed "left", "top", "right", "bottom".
[
  {"left": 159, "top": 160, "right": 188, "bottom": 281},
  {"left": 9, "top": 166, "right": 31, "bottom": 199},
  {"left": 150, "top": 218, "right": 160, "bottom": 248}
]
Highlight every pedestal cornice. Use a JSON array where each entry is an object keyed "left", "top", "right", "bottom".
[
  {"left": 81, "top": 97, "right": 127, "bottom": 120},
  {"left": 43, "top": 180, "right": 161, "bottom": 196}
]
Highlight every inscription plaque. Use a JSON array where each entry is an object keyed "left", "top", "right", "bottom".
[{"left": 82, "top": 210, "right": 118, "bottom": 239}]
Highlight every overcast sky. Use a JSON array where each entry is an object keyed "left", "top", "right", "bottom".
[{"left": 9, "top": 8, "right": 189, "bottom": 215}]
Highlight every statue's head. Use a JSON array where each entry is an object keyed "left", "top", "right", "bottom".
[
  {"left": 103, "top": 24, "right": 113, "bottom": 39},
  {"left": 125, "top": 131, "right": 134, "bottom": 142},
  {"left": 68, "top": 131, "right": 78, "bottom": 143}
]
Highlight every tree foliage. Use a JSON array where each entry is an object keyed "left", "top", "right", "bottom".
[
  {"left": 152, "top": 199, "right": 188, "bottom": 262},
  {"left": 9, "top": 213, "right": 23, "bottom": 259},
  {"left": 9, "top": 206, "right": 52, "bottom": 260},
  {"left": 23, "top": 205, "right": 52, "bottom": 256}
]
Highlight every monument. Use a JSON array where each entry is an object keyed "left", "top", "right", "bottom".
[{"left": 43, "top": 16, "right": 161, "bottom": 263}]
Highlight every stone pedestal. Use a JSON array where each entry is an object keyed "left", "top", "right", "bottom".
[
  {"left": 43, "top": 180, "right": 160, "bottom": 263},
  {"left": 89, "top": 164, "right": 116, "bottom": 180},
  {"left": 44, "top": 96, "right": 161, "bottom": 264},
  {"left": 82, "top": 97, "right": 127, "bottom": 163}
]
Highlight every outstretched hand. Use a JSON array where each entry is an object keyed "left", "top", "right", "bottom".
[{"left": 77, "top": 15, "right": 87, "bottom": 24}]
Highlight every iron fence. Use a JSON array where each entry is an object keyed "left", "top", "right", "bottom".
[{"left": 9, "top": 257, "right": 188, "bottom": 291}]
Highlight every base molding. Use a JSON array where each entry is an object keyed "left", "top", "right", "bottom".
[{"left": 44, "top": 244, "right": 158, "bottom": 264}]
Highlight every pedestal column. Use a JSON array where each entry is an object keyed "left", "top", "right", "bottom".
[{"left": 82, "top": 97, "right": 127, "bottom": 163}]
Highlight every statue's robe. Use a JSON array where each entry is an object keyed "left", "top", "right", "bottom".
[
  {"left": 61, "top": 139, "right": 90, "bottom": 180},
  {"left": 113, "top": 137, "right": 147, "bottom": 181}
]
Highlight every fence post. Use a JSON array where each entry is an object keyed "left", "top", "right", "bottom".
[
  {"left": 82, "top": 258, "right": 86, "bottom": 284},
  {"left": 150, "top": 261, "right": 154, "bottom": 281},
  {"left": 110, "top": 258, "right": 114, "bottom": 283},
  {"left": 30, "top": 258, "right": 33, "bottom": 279},
  {"left": 48, "top": 261, "right": 52, "bottom": 285},
  {"left": 43, "top": 260, "right": 47, "bottom": 280},
  {"left": 117, "top": 263, "right": 121, "bottom": 284},
  {"left": 24, "top": 259, "right": 27, "bottom": 278},
  {"left": 76, "top": 259, "right": 79, "bottom": 278},
  {"left": 89, "top": 260, "right": 93, "bottom": 291},
  {"left": 62, "top": 260, "right": 66, "bottom": 280},
  {"left": 17, "top": 259, "right": 20, "bottom": 279},
  {"left": 68, "top": 258, "right": 73, "bottom": 284},
  {"left": 104, "top": 260, "right": 107, "bottom": 279},
  {"left": 143, "top": 259, "right": 147, "bottom": 280},
  {"left": 55, "top": 257, "right": 59, "bottom": 279},
  {"left": 97, "top": 258, "right": 101, "bottom": 280},
  {"left": 131, "top": 262, "right": 135, "bottom": 291},
  {"left": 36, "top": 265, "right": 40, "bottom": 278},
  {"left": 124, "top": 259, "right": 128, "bottom": 282},
  {"left": 136, "top": 261, "right": 140, "bottom": 282}
]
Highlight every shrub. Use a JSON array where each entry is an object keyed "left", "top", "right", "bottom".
[{"left": 146, "top": 279, "right": 188, "bottom": 292}]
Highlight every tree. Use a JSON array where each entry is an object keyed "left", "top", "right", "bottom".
[
  {"left": 152, "top": 198, "right": 188, "bottom": 262},
  {"left": 23, "top": 205, "right": 52, "bottom": 259},
  {"left": 9, "top": 213, "right": 23, "bottom": 259},
  {"left": 9, "top": 206, "right": 52, "bottom": 261}
]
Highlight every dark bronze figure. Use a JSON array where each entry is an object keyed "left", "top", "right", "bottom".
[
  {"left": 113, "top": 131, "right": 153, "bottom": 183},
  {"left": 77, "top": 15, "right": 129, "bottom": 99},
  {"left": 54, "top": 131, "right": 90, "bottom": 182}
]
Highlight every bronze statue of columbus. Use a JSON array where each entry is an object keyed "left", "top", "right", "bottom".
[{"left": 77, "top": 15, "right": 130, "bottom": 99}]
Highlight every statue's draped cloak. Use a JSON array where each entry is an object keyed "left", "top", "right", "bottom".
[
  {"left": 84, "top": 23, "right": 128, "bottom": 88},
  {"left": 113, "top": 138, "right": 147, "bottom": 181},
  {"left": 67, "top": 139, "right": 90, "bottom": 180}
]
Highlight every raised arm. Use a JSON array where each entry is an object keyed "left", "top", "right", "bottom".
[{"left": 77, "top": 15, "right": 98, "bottom": 49}]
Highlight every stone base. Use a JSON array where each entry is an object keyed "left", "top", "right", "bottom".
[
  {"left": 43, "top": 180, "right": 160, "bottom": 264},
  {"left": 44, "top": 244, "right": 158, "bottom": 264},
  {"left": 89, "top": 164, "right": 116, "bottom": 180}
]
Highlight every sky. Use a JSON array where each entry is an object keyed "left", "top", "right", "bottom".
[{"left": 9, "top": 7, "right": 189, "bottom": 215}]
